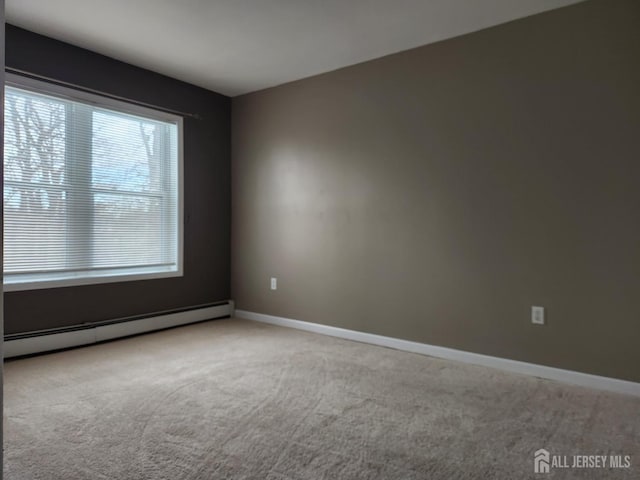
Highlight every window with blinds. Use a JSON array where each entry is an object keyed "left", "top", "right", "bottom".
[{"left": 3, "top": 75, "right": 183, "bottom": 291}]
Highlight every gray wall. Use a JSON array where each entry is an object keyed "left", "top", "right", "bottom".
[
  {"left": 5, "top": 26, "right": 231, "bottom": 335},
  {"left": 232, "top": 0, "right": 640, "bottom": 382}
]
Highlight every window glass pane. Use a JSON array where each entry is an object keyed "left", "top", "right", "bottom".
[
  {"left": 4, "top": 88, "right": 67, "bottom": 185},
  {"left": 4, "top": 88, "right": 69, "bottom": 275},
  {"left": 92, "top": 111, "right": 166, "bottom": 193},
  {"left": 4, "top": 186, "right": 68, "bottom": 273},
  {"left": 93, "top": 193, "right": 165, "bottom": 268}
]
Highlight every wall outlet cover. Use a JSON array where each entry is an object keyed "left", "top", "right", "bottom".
[{"left": 531, "top": 306, "right": 545, "bottom": 325}]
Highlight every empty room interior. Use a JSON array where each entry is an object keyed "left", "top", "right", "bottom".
[{"left": 2, "top": 0, "right": 639, "bottom": 478}]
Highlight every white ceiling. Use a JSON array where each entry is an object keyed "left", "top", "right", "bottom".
[{"left": 6, "top": 0, "right": 583, "bottom": 97}]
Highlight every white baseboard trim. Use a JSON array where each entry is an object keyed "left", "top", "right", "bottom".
[
  {"left": 235, "top": 310, "right": 640, "bottom": 398},
  {"left": 5, "top": 302, "right": 232, "bottom": 358}
]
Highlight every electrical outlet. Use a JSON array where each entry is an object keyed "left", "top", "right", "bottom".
[
  {"left": 270, "top": 277, "right": 277, "bottom": 290},
  {"left": 531, "top": 306, "right": 545, "bottom": 325}
]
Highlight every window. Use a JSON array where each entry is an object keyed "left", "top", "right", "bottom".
[{"left": 3, "top": 74, "right": 183, "bottom": 291}]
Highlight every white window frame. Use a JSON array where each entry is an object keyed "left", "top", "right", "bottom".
[{"left": 3, "top": 73, "right": 184, "bottom": 292}]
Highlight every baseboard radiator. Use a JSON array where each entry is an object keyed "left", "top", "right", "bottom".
[{"left": 4, "top": 301, "right": 234, "bottom": 358}]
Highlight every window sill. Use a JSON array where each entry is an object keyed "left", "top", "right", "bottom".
[{"left": 3, "top": 266, "right": 182, "bottom": 292}]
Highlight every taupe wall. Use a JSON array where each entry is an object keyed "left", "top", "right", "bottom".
[{"left": 232, "top": 0, "right": 640, "bottom": 382}]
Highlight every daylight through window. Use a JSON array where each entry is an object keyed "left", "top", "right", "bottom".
[{"left": 3, "top": 75, "right": 182, "bottom": 290}]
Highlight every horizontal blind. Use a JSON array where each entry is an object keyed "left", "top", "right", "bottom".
[{"left": 4, "top": 83, "right": 180, "bottom": 288}]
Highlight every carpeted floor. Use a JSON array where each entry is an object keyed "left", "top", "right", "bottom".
[{"left": 3, "top": 318, "right": 639, "bottom": 479}]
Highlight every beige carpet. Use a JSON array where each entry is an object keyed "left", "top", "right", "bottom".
[{"left": 3, "top": 318, "right": 639, "bottom": 479}]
